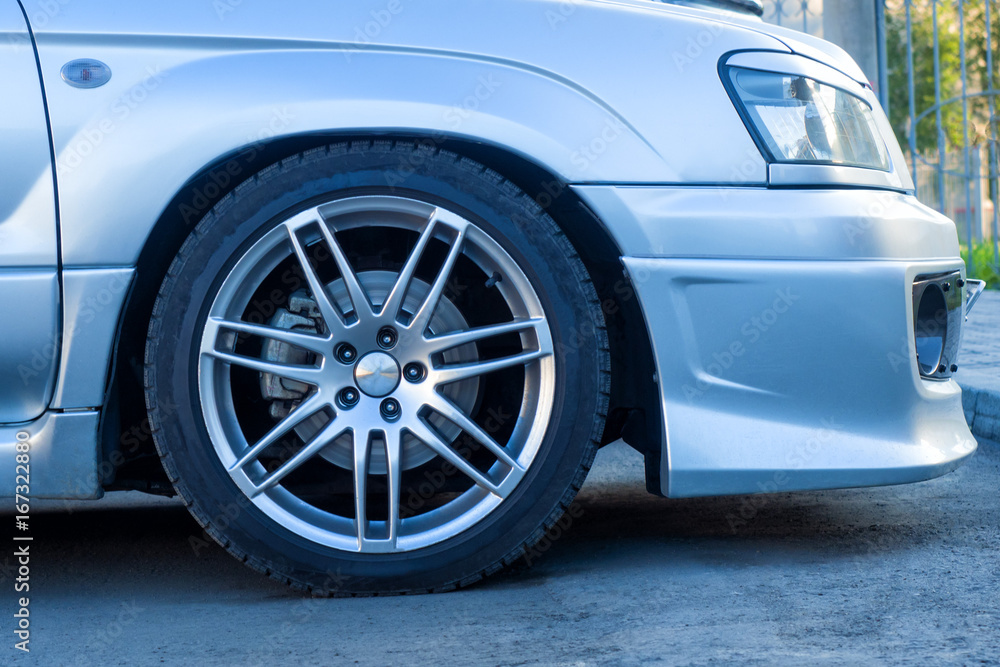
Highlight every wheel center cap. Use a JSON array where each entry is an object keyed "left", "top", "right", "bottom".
[{"left": 354, "top": 352, "right": 401, "bottom": 398}]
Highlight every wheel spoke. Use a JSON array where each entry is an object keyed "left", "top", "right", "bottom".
[
  {"left": 428, "top": 397, "right": 522, "bottom": 471},
  {"left": 353, "top": 430, "right": 370, "bottom": 547},
  {"left": 382, "top": 209, "right": 445, "bottom": 322},
  {"left": 433, "top": 349, "right": 550, "bottom": 386},
  {"left": 229, "top": 393, "right": 327, "bottom": 471},
  {"left": 423, "top": 318, "right": 547, "bottom": 354},
  {"left": 408, "top": 225, "right": 466, "bottom": 335},
  {"left": 351, "top": 430, "right": 403, "bottom": 552},
  {"left": 407, "top": 421, "right": 503, "bottom": 497},
  {"left": 250, "top": 421, "right": 349, "bottom": 498},
  {"left": 385, "top": 428, "right": 403, "bottom": 545},
  {"left": 315, "top": 221, "right": 374, "bottom": 323},
  {"left": 285, "top": 215, "right": 347, "bottom": 331},
  {"left": 206, "top": 317, "right": 332, "bottom": 356},
  {"left": 203, "top": 348, "right": 323, "bottom": 386}
]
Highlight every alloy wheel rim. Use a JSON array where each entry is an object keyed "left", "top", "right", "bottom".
[{"left": 198, "top": 196, "right": 556, "bottom": 553}]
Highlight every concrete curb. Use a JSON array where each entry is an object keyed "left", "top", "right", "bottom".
[
  {"left": 959, "top": 369, "right": 1000, "bottom": 444},
  {"left": 955, "top": 290, "right": 999, "bottom": 445}
]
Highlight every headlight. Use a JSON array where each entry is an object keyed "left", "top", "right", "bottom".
[{"left": 724, "top": 67, "right": 890, "bottom": 171}]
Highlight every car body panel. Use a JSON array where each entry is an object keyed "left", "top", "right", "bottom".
[
  {"left": 620, "top": 254, "right": 975, "bottom": 497},
  {"left": 0, "top": 272, "right": 60, "bottom": 423},
  {"left": 1, "top": 2, "right": 58, "bottom": 268},
  {"left": 0, "top": 411, "right": 101, "bottom": 499},
  {"left": 50, "top": 268, "right": 134, "bottom": 409},
  {"left": 571, "top": 187, "right": 959, "bottom": 260},
  {"left": 0, "top": 2, "right": 60, "bottom": 423}
]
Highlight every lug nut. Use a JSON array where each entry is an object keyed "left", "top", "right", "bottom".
[
  {"left": 380, "top": 398, "right": 401, "bottom": 422},
  {"left": 958, "top": 278, "right": 966, "bottom": 288},
  {"left": 403, "top": 363, "right": 425, "bottom": 383},
  {"left": 937, "top": 364, "right": 947, "bottom": 374},
  {"left": 951, "top": 364, "right": 958, "bottom": 373},
  {"left": 942, "top": 283, "right": 950, "bottom": 292},
  {"left": 335, "top": 343, "right": 357, "bottom": 364},
  {"left": 338, "top": 387, "right": 360, "bottom": 409},
  {"left": 377, "top": 327, "right": 398, "bottom": 350}
]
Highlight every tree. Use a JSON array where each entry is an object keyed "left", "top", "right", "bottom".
[
  {"left": 886, "top": 0, "right": 1000, "bottom": 156},
  {"left": 886, "top": 1, "right": 963, "bottom": 155}
]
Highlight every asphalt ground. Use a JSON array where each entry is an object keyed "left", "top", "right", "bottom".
[{"left": 6, "top": 434, "right": 999, "bottom": 666}]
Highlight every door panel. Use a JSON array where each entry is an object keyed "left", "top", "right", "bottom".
[
  {"left": 0, "top": 273, "right": 59, "bottom": 422},
  {"left": 0, "top": 2, "right": 60, "bottom": 422}
]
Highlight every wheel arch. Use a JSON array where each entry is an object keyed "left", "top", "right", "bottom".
[{"left": 103, "top": 132, "right": 663, "bottom": 494}]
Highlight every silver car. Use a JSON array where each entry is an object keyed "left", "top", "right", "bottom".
[{"left": 2, "top": 0, "right": 984, "bottom": 594}]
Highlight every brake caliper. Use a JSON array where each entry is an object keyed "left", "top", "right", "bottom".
[{"left": 259, "top": 291, "right": 323, "bottom": 420}]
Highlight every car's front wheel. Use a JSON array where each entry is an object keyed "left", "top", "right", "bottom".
[{"left": 145, "top": 142, "right": 609, "bottom": 594}]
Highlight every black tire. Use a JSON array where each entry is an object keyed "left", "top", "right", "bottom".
[{"left": 144, "top": 141, "right": 610, "bottom": 595}]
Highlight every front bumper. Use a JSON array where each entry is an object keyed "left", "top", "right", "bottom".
[{"left": 575, "top": 186, "right": 979, "bottom": 498}]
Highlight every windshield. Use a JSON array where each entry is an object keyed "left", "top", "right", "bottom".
[{"left": 655, "top": 0, "right": 764, "bottom": 16}]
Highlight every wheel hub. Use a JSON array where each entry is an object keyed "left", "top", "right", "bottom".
[
  {"left": 354, "top": 351, "right": 400, "bottom": 397},
  {"left": 264, "top": 271, "right": 481, "bottom": 474}
]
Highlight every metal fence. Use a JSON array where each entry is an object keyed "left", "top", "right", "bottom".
[
  {"left": 890, "top": 0, "right": 1000, "bottom": 279},
  {"left": 763, "top": 0, "right": 1000, "bottom": 277},
  {"left": 763, "top": 0, "right": 824, "bottom": 36}
]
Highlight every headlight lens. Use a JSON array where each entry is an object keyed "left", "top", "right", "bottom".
[{"left": 725, "top": 67, "right": 890, "bottom": 171}]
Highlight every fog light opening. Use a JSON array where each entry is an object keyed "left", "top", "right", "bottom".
[{"left": 915, "top": 283, "right": 947, "bottom": 376}]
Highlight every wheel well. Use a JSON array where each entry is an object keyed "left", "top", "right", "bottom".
[{"left": 104, "top": 133, "right": 663, "bottom": 495}]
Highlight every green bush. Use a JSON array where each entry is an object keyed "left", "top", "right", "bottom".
[{"left": 961, "top": 242, "right": 1000, "bottom": 290}]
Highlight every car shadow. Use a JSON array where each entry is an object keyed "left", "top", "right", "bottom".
[{"left": 18, "top": 462, "right": 966, "bottom": 601}]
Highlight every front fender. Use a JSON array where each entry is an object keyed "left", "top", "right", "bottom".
[{"left": 39, "top": 45, "right": 670, "bottom": 266}]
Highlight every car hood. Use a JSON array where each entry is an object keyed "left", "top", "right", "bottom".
[
  {"left": 597, "top": 0, "right": 870, "bottom": 84},
  {"left": 25, "top": 0, "right": 865, "bottom": 86}
]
